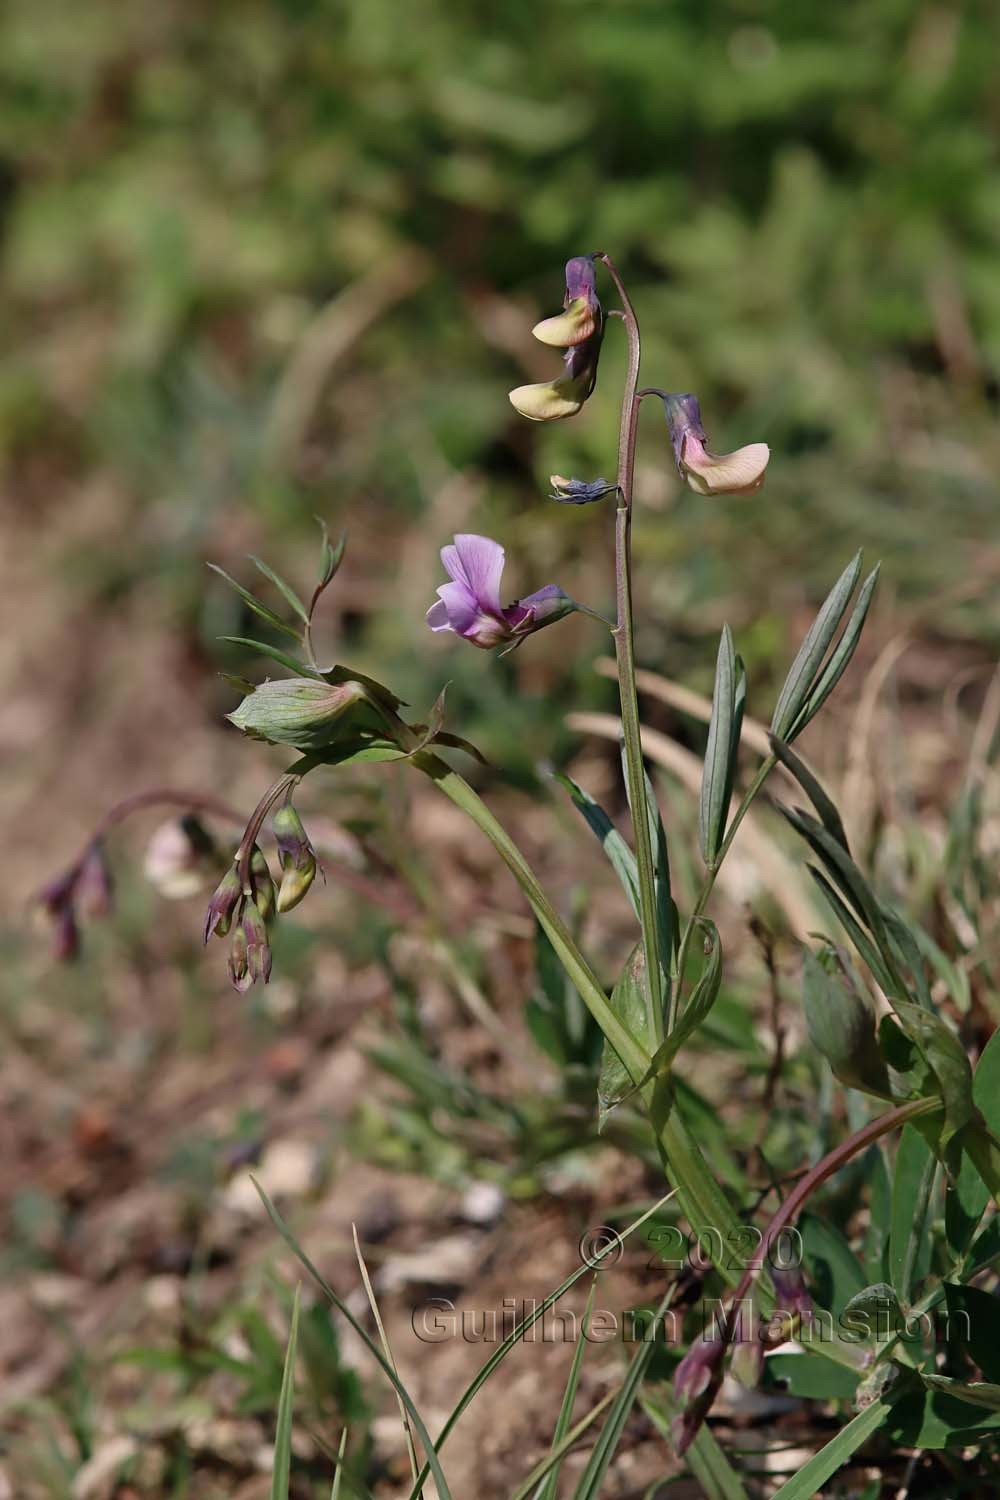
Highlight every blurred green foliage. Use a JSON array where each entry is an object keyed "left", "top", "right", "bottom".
[{"left": 2, "top": 0, "right": 998, "bottom": 765}]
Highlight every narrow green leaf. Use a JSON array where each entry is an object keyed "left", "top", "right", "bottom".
[
  {"left": 769, "top": 1398, "right": 893, "bottom": 1499},
  {"left": 514, "top": 1392, "right": 615, "bottom": 1500},
  {"left": 533, "top": 1280, "right": 596, "bottom": 1500},
  {"left": 796, "top": 564, "right": 881, "bottom": 735},
  {"left": 220, "top": 636, "right": 323, "bottom": 680},
  {"left": 640, "top": 1395, "right": 750, "bottom": 1500},
  {"left": 208, "top": 564, "right": 304, "bottom": 641},
  {"left": 945, "top": 1142, "right": 989, "bottom": 1260},
  {"left": 771, "top": 551, "right": 862, "bottom": 741},
  {"left": 661, "top": 918, "right": 722, "bottom": 1067},
  {"left": 808, "top": 867, "right": 896, "bottom": 994},
  {"left": 893, "top": 999, "right": 975, "bottom": 1146},
  {"left": 766, "top": 1352, "right": 859, "bottom": 1401},
  {"left": 770, "top": 736, "right": 849, "bottom": 852},
  {"left": 250, "top": 555, "right": 310, "bottom": 622},
  {"left": 598, "top": 944, "right": 648, "bottom": 1129},
  {"left": 921, "top": 1375, "right": 1000, "bottom": 1413},
  {"left": 317, "top": 522, "right": 347, "bottom": 588},
  {"left": 700, "top": 625, "right": 737, "bottom": 865},
  {"left": 271, "top": 1284, "right": 301, "bottom": 1500},
  {"left": 330, "top": 1428, "right": 348, "bottom": 1500},
  {"left": 890, "top": 1125, "right": 936, "bottom": 1303},
  {"left": 570, "top": 1289, "right": 673, "bottom": 1500},
  {"left": 551, "top": 780, "right": 638, "bottom": 918},
  {"left": 973, "top": 1027, "right": 1000, "bottom": 1136},
  {"left": 781, "top": 806, "right": 884, "bottom": 942}
]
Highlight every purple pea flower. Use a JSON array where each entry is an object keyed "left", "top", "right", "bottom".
[{"left": 426, "top": 534, "right": 574, "bottom": 651}]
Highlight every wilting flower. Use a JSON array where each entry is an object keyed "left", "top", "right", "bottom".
[
  {"left": 548, "top": 475, "right": 619, "bottom": 505},
  {"left": 509, "top": 256, "right": 605, "bottom": 422},
  {"left": 661, "top": 393, "right": 769, "bottom": 496},
  {"left": 426, "top": 534, "right": 575, "bottom": 650},
  {"left": 144, "top": 816, "right": 219, "bottom": 900}
]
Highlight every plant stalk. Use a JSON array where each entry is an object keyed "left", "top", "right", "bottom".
[{"left": 598, "top": 251, "right": 665, "bottom": 1046}]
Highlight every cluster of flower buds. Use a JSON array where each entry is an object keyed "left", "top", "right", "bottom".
[
  {"left": 36, "top": 841, "right": 113, "bottom": 962},
  {"left": 660, "top": 392, "right": 770, "bottom": 496},
  {"left": 204, "top": 799, "right": 320, "bottom": 992},
  {"left": 509, "top": 256, "right": 605, "bottom": 421},
  {"left": 427, "top": 532, "right": 576, "bottom": 651}
]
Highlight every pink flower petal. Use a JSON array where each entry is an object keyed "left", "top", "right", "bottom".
[{"left": 440, "top": 534, "right": 506, "bottom": 615}]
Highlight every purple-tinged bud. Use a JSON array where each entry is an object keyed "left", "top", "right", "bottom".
[
  {"left": 273, "top": 804, "right": 318, "bottom": 914},
  {"left": 661, "top": 393, "right": 769, "bottom": 496},
  {"left": 769, "top": 1264, "right": 814, "bottom": 1338},
  {"left": 37, "top": 869, "right": 81, "bottom": 963},
  {"left": 144, "top": 816, "right": 218, "bottom": 900},
  {"left": 671, "top": 1323, "right": 732, "bottom": 1456},
  {"left": 241, "top": 900, "right": 272, "bottom": 986},
  {"left": 249, "top": 844, "right": 277, "bottom": 921},
  {"left": 76, "top": 842, "right": 114, "bottom": 919},
  {"left": 548, "top": 475, "right": 618, "bottom": 505},
  {"left": 204, "top": 865, "right": 242, "bottom": 943},
  {"left": 227, "top": 918, "right": 251, "bottom": 993}
]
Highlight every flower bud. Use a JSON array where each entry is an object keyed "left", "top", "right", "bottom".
[
  {"left": 37, "top": 870, "right": 81, "bottom": 962},
  {"left": 76, "top": 842, "right": 114, "bottom": 919},
  {"left": 241, "top": 900, "right": 272, "bottom": 985},
  {"left": 671, "top": 1319, "right": 732, "bottom": 1455},
  {"left": 548, "top": 475, "right": 618, "bottom": 505},
  {"left": 661, "top": 393, "right": 769, "bottom": 496},
  {"left": 144, "top": 816, "right": 218, "bottom": 900},
  {"left": 249, "top": 844, "right": 277, "bottom": 921},
  {"left": 273, "top": 804, "right": 318, "bottom": 914},
  {"left": 227, "top": 677, "right": 369, "bottom": 750},
  {"left": 227, "top": 919, "right": 251, "bottom": 993},
  {"left": 204, "top": 865, "right": 242, "bottom": 942}
]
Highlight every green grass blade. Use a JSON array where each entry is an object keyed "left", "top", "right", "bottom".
[
  {"left": 330, "top": 1428, "right": 348, "bottom": 1500},
  {"left": 769, "top": 1398, "right": 893, "bottom": 1499},
  {"left": 640, "top": 1395, "right": 749, "bottom": 1500},
  {"left": 570, "top": 1288, "right": 674, "bottom": 1500},
  {"left": 534, "top": 1279, "right": 596, "bottom": 1500},
  {"left": 271, "top": 1283, "right": 301, "bottom": 1500},
  {"left": 254, "top": 1184, "right": 453, "bottom": 1500}
]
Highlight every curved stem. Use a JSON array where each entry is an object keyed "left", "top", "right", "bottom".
[
  {"left": 412, "top": 750, "right": 650, "bottom": 1081},
  {"left": 597, "top": 252, "right": 665, "bottom": 1046}
]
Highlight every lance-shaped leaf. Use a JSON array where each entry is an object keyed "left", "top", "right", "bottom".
[
  {"left": 597, "top": 944, "right": 647, "bottom": 1131},
  {"left": 700, "top": 626, "right": 744, "bottom": 865},
  {"left": 890, "top": 1124, "right": 935, "bottom": 1302},
  {"left": 316, "top": 521, "right": 346, "bottom": 589},
  {"left": 552, "top": 772, "right": 640, "bottom": 919},
  {"left": 249, "top": 555, "right": 309, "bottom": 623},
  {"left": 771, "top": 552, "right": 879, "bottom": 743},
  {"left": 796, "top": 563, "right": 880, "bottom": 735},
  {"left": 208, "top": 563, "right": 304, "bottom": 642},
  {"left": 769, "top": 735, "right": 849, "bottom": 852},
  {"left": 892, "top": 999, "right": 976, "bottom": 1148}
]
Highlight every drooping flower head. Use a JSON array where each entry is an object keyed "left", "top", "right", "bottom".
[
  {"left": 509, "top": 256, "right": 605, "bottom": 422},
  {"left": 426, "top": 533, "right": 574, "bottom": 650},
  {"left": 661, "top": 393, "right": 769, "bottom": 496}
]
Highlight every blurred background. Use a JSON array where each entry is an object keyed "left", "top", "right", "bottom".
[{"left": 2, "top": 1, "right": 999, "bottom": 1494}]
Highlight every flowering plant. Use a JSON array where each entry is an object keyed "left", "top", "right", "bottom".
[{"left": 39, "top": 254, "right": 1000, "bottom": 1495}]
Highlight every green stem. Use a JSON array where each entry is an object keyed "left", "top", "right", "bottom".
[
  {"left": 412, "top": 752, "right": 650, "bottom": 1081},
  {"left": 598, "top": 251, "right": 664, "bottom": 1049}
]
